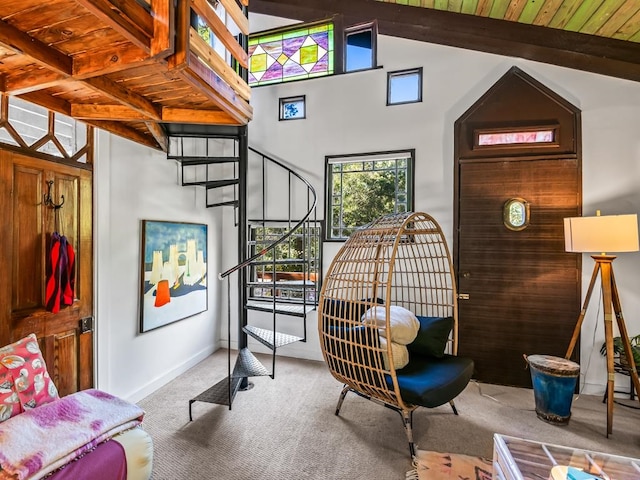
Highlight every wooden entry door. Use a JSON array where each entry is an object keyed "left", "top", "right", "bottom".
[
  {"left": 454, "top": 67, "right": 582, "bottom": 387},
  {"left": 457, "top": 158, "right": 580, "bottom": 387},
  {"left": 0, "top": 149, "right": 93, "bottom": 396}
]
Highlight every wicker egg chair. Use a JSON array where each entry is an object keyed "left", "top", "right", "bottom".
[{"left": 318, "top": 211, "right": 474, "bottom": 456}]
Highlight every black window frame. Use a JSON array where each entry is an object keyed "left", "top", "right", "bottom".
[
  {"left": 324, "top": 149, "right": 416, "bottom": 242},
  {"left": 387, "top": 67, "right": 423, "bottom": 106}
]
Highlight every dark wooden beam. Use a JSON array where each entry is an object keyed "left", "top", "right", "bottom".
[{"left": 251, "top": 0, "right": 640, "bottom": 83}]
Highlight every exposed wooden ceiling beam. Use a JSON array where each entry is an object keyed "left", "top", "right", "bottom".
[
  {"left": 144, "top": 120, "right": 168, "bottom": 152},
  {"left": 83, "top": 76, "right": 161, "bottom": 120},
  {"left": 0, "top": 18, "right": 72, "bottom": 76},
  {"left": 161, "top": 107, "right": 241, "bottom": 124},
  {"left": 87, "top": 120, "right": 159, "bottom": 149},
  {"left": 70, "top": 104, "right": 148, "bottom": 120},
  {"left": 251, "top": 0, "right": 640, "bottom": 83},
  {"left": 17, "top": 91, "right": 72, "bottom": 116}
]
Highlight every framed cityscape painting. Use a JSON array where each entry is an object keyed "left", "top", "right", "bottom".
[{"left": 140, "top": 220, "right": 208, "bottom": 332}]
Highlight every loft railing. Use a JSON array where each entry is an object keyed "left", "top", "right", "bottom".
[{"left": 169, "top": 0, "right": 252, "bottom": 125}]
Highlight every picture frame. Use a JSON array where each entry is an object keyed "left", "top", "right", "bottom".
[{"left": 139, "top": 220, "right": 208, "bottom": 332}]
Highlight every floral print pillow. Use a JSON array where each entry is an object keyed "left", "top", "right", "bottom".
[{"left": 0, "top": 333, "right": 59, "bottom": 421}]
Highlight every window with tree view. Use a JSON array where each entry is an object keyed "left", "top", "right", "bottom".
[{"left": 326, "top": 150, "right": 414, "bottom": 240}]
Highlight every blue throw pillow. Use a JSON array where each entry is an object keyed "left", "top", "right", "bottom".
[{"left": 407, "top": 316, "right": 453, "bottom": 358}]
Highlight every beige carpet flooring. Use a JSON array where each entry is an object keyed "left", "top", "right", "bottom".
[{"left": 138, "top": 350, "right": 640, "bottom": 480}]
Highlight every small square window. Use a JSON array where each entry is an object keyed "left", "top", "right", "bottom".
[
  {"left": 279, "top": 95, "right": 306, "bottom": 121},
  {"left": 345, "top": 22, "right": 377, "bottom": 72},
  {"left": 387, "top": 68, "right": 422, "bottom": 106}
]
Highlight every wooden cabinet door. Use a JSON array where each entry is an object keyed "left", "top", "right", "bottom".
[{"left": 0, "top": 150, "right": 93, "bottom": 396}]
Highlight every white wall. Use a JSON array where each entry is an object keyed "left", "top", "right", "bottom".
[
  {"left": 94, "top": 130, "right": 225, "bottom": 402},
  {"left": 92, "top": 14, "right": 640, "bottom": 401},
  {"left": 237, "top": 14, "right": 640, "bottom": 395}
]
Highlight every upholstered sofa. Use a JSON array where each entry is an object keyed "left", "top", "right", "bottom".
[{"left": 0, "top": 334, "right": 153, "bottom": 480}]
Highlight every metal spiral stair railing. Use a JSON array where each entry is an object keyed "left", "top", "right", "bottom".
[{"left": 189, "top": 146, "right": 318, "bottom": 415}]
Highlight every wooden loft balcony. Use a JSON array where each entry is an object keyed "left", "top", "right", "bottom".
[{"left": 0, "top": 0, "right": 252, "bottom": 152}]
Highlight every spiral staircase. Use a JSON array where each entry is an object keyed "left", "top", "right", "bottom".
[{"left": 164, "top": 125, "right": 319, "bottom": 413}]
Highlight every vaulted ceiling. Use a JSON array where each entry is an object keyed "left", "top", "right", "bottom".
[
  {"left": 0, "top": 1, "right": 639, "bottom": 152},
  {"left": 252, "top": 0, "right": 640, "bottom": 84}
]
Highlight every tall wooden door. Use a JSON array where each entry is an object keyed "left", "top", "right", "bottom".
[
  {"left": 454, "top": 68, "right": 581, "bottom": 387},
  {"left": 0, "top": 149, "right": 93, "bottom": 396}
]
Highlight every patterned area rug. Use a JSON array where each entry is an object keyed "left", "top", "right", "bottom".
[{"left": 405, "top": 450, "right": 493, "bottom": 480}]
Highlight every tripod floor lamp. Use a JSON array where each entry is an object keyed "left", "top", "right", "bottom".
[{"left": 564, "top": 212, "right": 640, "bottom": 437}]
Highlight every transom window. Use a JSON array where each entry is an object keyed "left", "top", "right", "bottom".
[
  {"left": 249, "top": 18, "right": 378, "bottom": 86},
  {"left": 248, "top": 21, "right": 334, "bottom": 85},
  {"left": 326, "top": 150, "right": 414, "bottom": 240}
]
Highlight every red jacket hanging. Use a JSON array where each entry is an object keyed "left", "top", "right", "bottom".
[{"left": 45, "top": 232, "right": 76, "bottom": 313}]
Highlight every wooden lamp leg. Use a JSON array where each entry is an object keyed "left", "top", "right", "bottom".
[
  {"left": 599, "top": 259, "right": 615, "bottom": 437},
  {"left": 565, "top": 262, "right": 601, "bottom": 359},
  {"left": 610, "top": 268, "right": 640, "bottom": 406}
]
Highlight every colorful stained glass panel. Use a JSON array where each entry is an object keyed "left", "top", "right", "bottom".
[{"left": 249, "top": 23, "right": 334, "bottom": 85}]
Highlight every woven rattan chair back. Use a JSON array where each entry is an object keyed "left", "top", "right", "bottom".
[{"left": 318, "top": 211, "right": 458, "bottom": 413}]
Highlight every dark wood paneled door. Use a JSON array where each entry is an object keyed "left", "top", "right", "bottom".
[
  {"left": 0, "top": 150, "right": 93, "bottom": 396},
  {"left": 457, "top": 158, "right": 580, "bottom": 387}
]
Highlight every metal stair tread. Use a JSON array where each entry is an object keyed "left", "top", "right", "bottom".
[
  {"left": 169, "top": 156, "right": 239, "bottom": 165},
  {"left": 243, "top": 325, "right": 303, "bottom": 349},
  {"left": 249, "top": 258, "right": 311, "bottom": 265},
  {"left": 231, "top": 347, "right": 270, "bottom": 378},
  {"left": 246, "top": 281, "right": 314, "bottom": 289},
  {"left": 245, "top": 300, "right": 316, "bottom": 316},
  {"left": 182, "top": 179, "right": 239, "bottom": 188},
  {"left": 189, "top": 375, "right": 241, "bottom": 408},
  {"left": 207, "top": 200, "right": 239, "bottom": 208}
]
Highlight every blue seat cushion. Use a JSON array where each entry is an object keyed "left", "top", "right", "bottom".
[{"left": 386, "top": 354, "right": 474, "bottom": 408}]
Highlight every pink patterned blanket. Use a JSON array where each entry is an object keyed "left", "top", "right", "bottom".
[{"left": 0, "top": 389, "right": 144, "bottom": 480}]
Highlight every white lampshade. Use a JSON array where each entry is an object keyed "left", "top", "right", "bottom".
[{"left": 564, "top": 214, "right": 639, "bottom": 253}]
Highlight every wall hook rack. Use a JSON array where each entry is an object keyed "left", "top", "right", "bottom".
[{"left": 43, "top": 180, "right": 64, "bottom": 209}]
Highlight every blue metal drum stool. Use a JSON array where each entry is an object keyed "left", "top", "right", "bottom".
[{"left": 526, "top": 354, "right": 580, "bottom": 425}]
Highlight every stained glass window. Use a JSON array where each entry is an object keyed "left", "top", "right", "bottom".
[
  {"left": 478, "top": 129, "right": 554, "bottom": 146},
  {"left": 249, "top": 23, "right": 334, "bottom": 85}
]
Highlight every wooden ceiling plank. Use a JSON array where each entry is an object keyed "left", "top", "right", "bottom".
[
  {"left": 549, "top": 0, "right": 594, "bottom": 30},
  {"left": 144, "top": 120, "right": 167, "bottom": 152},
  {"left": 460, "top": 0, "right": 477, "bottom": 15},
  {"left": 448, "top": 0, "right": 464, "bottom": 14},
  {"left": 251, "top": 0, "right": 640, "bottom": 82},
  {"left": 564, "top": 0, "right": 603, "bottom": 32},
  {"left": 70, "top": 103, "right": 147, "bottom": 120},
  {"left": 608, "top": 4, "right": 640, "bottom": 40},
  {"left": 582, "top": 0, "right": 628, "bottom": 35},
  {"left": 596, "top": 2, "right": 640, "bottom": 38},
  {"left": 0, "top": 18, "right": 72, "bottom": 75},
  {"left": 83, "top": 76, "right": 161, "bottom": 120},
  {"left": 218, "top": 0, "right": 249, "bottom": 36},
  {"left": 73, "top": 0, "right": 151, "bottom": 52},
  {"left": 72, "top": 43, "right": 152, "bottom": 78},
  {"left": 488, "top": 0, "right": 511, "bottom": 20},
  {"left": 189, "top": 27, "right": 250, "bottom": 101},
  {"left": 192, "top": 0, "right": 248, "bottom": 68},
  {"left": 532, "top": 0, "right": 565, "bottom": 26},
  {"left": 517, "top": 0, "right": 547, "bottom": 24}
]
